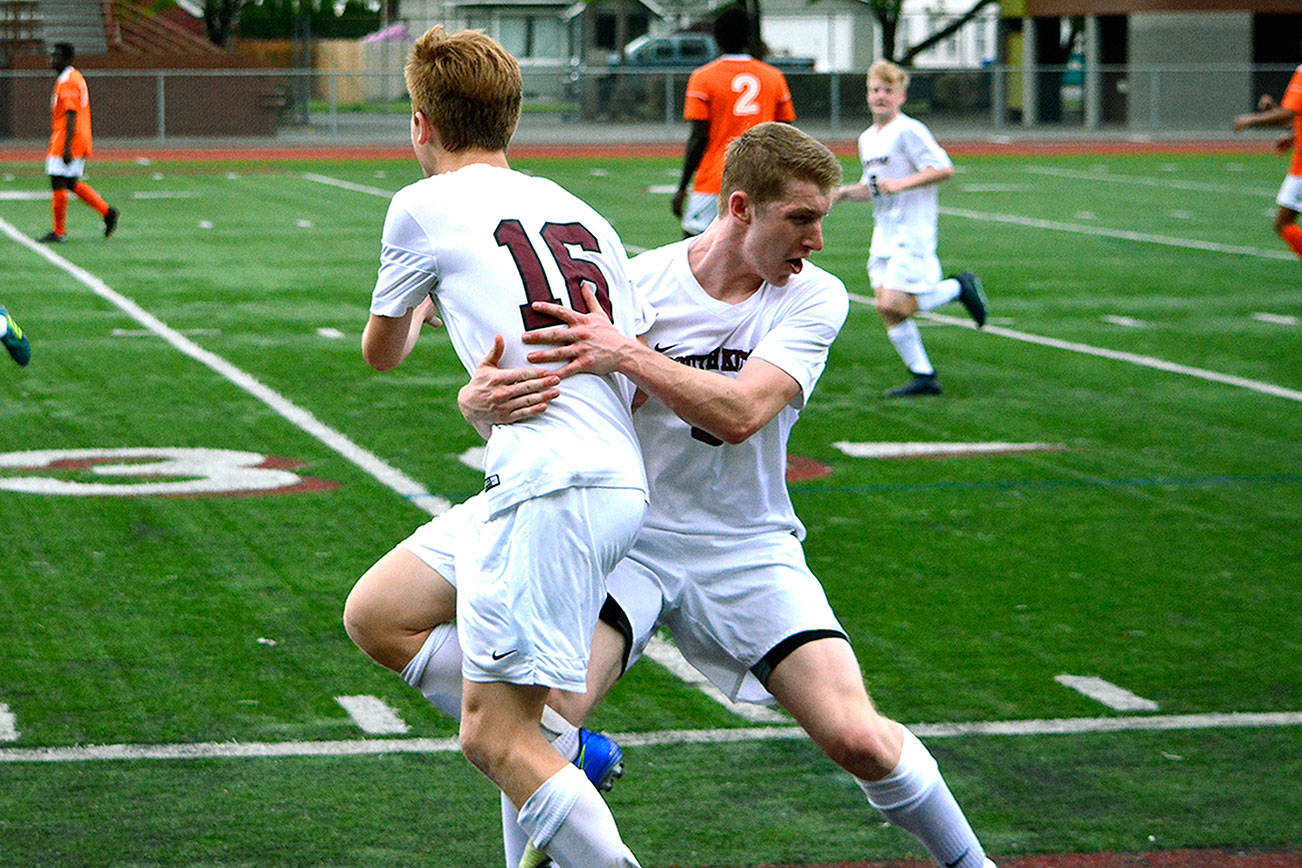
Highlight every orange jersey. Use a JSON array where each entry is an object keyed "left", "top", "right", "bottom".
[
  {"left": 683, "top": 56, "right": 795, "bottom": 194},
  {"left": 1283, "top": 65, "right": 1302, "bottom": 176},
  {"left": 49, "top": 66, "right": 92, "bottom": 159}
]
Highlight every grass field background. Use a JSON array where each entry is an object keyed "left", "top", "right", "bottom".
[{"left": 1, "top": 147, "right": 1300, "bottom": 866}]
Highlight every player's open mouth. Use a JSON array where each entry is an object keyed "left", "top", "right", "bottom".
[{"left": 787, "top": 258, "right": 803, "bottom": 272}]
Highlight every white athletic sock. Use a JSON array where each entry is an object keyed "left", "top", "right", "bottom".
[
  {"left": 398, "top": 623, "right": 463, "bottom": 719},
  {"left": 541, "top": 705, "right": 580, "bottom": 762},
  {"left": 0, "top": 317, "right": 8, "bottom": 337},
  {"left": 858, "top": 728, "right": 986, "bottom": 868},
  {"left": 886, "top": 320, "right": 934, "bottom": 376},
  {"left": 517, "top": 764, "right": 639, "bottom": 867},
  {"left": 915, "top": 278, "right": 961, "bottom": 312},
  {"left": 501, "top": 791, "right": 529, "bottom": 868}
]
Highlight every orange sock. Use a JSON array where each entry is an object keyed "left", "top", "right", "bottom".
[
  {"left": 51, "top": 188, "right": 68, "bottom": 235},
  {"left": 1280, "top": 224, "right": 1302, "bottom": 260},
  {"left": 72, "top": 181, "right": 109, "bottom": 217}
]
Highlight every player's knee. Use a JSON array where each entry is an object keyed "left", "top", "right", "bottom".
[
  {"left": 875, "top": 297, "right": 908, "bottom": 324},
  {"left": 1274, "top": 212, "right": 1296, "bottom": 235},
  {"left": 341, "top": 588, "right": 398, "bottom": 668},
  {"left": 458, "top": 707, "right": 509, "bottom": 775},
  {"left": 821, "top": 716, "right": 900, "bottom": 780}
]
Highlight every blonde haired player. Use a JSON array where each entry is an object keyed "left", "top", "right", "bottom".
[
  {"left": 838, "top": 60, "right": 986, "bottom": 397},
  {"left": 470, "top": 123, "right": 997, "bottom": 868},
  {"left": 348, "top": 25, "right": 648, "bottom": 867},
  {"left": 1234, "top": 59, "right": 1302, "bottom": 260}
]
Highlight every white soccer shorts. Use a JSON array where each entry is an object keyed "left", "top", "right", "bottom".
[
  {"left": 45, "top": 155, "right": 86, "bottom": 179},
  {"left": 397, "top": 493, "right": 489, "bottom": 587},
  {"left": 869, "top": 247, "right": 943, "bottom": 294},
  {"left": 681, "top": 191, "right": 719, "bottom": 236},
  {"left": 1276, "top": 173, "right": 1302, "bottom": 212},
  {"left": 608, "top": 526, "right": 846, "bottom": 704},
  {"left": 457, "top": 486, "right": 645, "bottom": 693}
]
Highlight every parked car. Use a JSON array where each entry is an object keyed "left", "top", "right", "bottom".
[{"left": 611, "top": 33, "right": 815, "bottom": 70}]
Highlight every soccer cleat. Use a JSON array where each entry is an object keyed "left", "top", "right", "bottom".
[
  {"left": 884, "top": 373, "right": 941, "bottom": 398},
  {"left": 38, "top": 231, "right": 66, "bottom": 244},
  {"left": 1, "top": 306, "right": 31, "bottom": 366},
  {"left": 575, "top": 728, "right": 624, "bottom": 792},
  {"left": 103, "top": 206, "right": 119, "bottom": 238},
  {"left": 955, "top": 271, "right": 987, "bottom": 328}
]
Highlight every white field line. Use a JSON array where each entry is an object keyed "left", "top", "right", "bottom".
[
  {"left": 834, "top": 441, "right": 1065, "bottom": 460},
  {"left": 0, "top": 704, "right": 18, "bottom": 742},
  {"left": 1055, "top": 675, "right": 1160, "bottom": 712},
  {"left": 2, "top": 711, "right": 1300, "bottom": 764},
  {"left": 302, "top": 173, "right": 395, "bottom": 198},
  {"left": 0, "top": 215, "right": 449, "bottom": 517},
  {"left": 848, "top": 293, "right": 1302, "bottom": 404},
  {"left": 1022, "top": 165, "right": 1273, "bottom": 197},
  {"left": 939, "top": 205, "right": 1294, "bottom": 260},
  {"left": 335, "top": 695, "right": 411, "bottom": 735},
  {"left": 642, "top": 636, "right": 788, "bottom": 724}
]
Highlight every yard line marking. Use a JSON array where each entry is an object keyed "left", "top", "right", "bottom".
[
  {"left": 302, "top": 173, "right": 395, "bottom": 198},
  {"left": 0, "top": 215, "right": 450, "bottom": 517},
  {"left": 0, "top": 191, "right": 52, "bottom": 200},
  {"left": 642, "top": 636, "right": 788, "bottom": 724},
  {"left": 3, "top": 711, "right": 1300, "bottom": 763},
  {"left": 1055, "top": 675, "right": 1160, "bottom": 712},
  {"left": 0, "top": 704, "right": 18, "bottom": 742},
  {"left": 336, "top": 695, "right": 411, "bottom": 735},
  {"left": 130, "top": 191, "right": 199, "bottom": 200},
  {"left": 834, "top": 441, "right": 1066, "bottom": 460},
  {"left": 1023, "top": 165, "right": 1272, "bottom": 197},
  {"left": 1253, "top": 312, "right": 1298, "bottom": 326},
  {"left": 939, "top": 205, "right": 1293, "bottom": 260},
  {"left": 1102, "top": 315, "right": 1147, "bottom": 328},
  {"left": 847, "top": 293, "right": 1302, "bottom": 404}
]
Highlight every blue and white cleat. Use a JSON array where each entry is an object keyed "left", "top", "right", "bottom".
[
  {"left": 575, "top": 727, "right": 624, "bottom": 792},
  {"left": 1, "top": 306, "right": 30, "bottom": 367}
]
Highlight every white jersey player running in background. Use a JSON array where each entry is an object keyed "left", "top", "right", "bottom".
[
  {"left": 466, "top": 122, "right": 997, "bottom": 868},
  {"left": 348, "top": 26, "right": 647, "bottom": 868},
  {"left": 838, "top": 60, "right": 987, "bottom": 398}
]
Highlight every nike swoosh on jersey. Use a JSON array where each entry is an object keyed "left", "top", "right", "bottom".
[{"left": 491, "top": 649, "right": 518, "bottom": 661}]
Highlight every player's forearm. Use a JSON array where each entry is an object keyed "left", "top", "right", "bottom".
[
  {"left": 620, "top": 345, "right": 767, "bottom": 444},
  {"left": 1236, "top": 107, "right": 1295, "bottom": 130},
  {"left": 891, "top": 165, "right": 952, "bottom": 192},
  {"left": 63, "top": 111, "right": 76, "bottom": 158}
]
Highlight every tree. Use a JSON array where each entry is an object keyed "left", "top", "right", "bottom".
[
  {"left": 849, "top": 0, "right": 998, "bottom": 65},
  {"left": 203, "top": 0, "right": 246, "bottom": 47}
]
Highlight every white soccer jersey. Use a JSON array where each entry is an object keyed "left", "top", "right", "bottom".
[
  {"left": 857, "top": 113, "right": 952, "bottom": 257},
  {"left": 628, "top": 239, "right": 848, "bottom": 540},
  {"left": 371, "top": 164, "right": 649, "bottom": 514}
]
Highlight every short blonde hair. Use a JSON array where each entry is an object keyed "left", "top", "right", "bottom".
[
  {"left": 404, "top": 26, "right": 522, "bottom": 153},
  {"left": 867, "top": 59, "right": 909, "bottom": 92},
  {"left": 719, "top": 122, "right": 843, "bottom": 210}
]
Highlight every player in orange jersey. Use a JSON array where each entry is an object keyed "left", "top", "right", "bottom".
[
  {"left": 671, "top": 5, "right": 795, "bottom": 236},
  {"left": 1234, "top": 61, "right": 1302, "bottom": 260},
  {"left": 40, "top": 43, "right": 118, "bottom": 244}
]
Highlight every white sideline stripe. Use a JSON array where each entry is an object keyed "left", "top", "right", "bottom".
[
  {"left": 0, "top": 704, "right": 18, "bottom": 742},
  {"left": 847, "top": 293, "right": 1302, "bottom": 404},
  {"left": 335, "top": 695, "right": 410, "bottom": 735},
  {"left": 1055, "top": 675, "right": 1160, "bottom": 712},
  {"left": 1023, "top": 165, "right": 1272, "bottom": 197},
  {"left": 642, "top": 636, "right": 788, "bottom": 724},
  {"left": 302, "top": 173, "right": 394, "bottom": 198},
  {"left": 834, "top": 441, "right": 1065, "bottom": 459},
  {"left": 3, "top": 711, "right": 1300, "bottom": 763},
  {"left": 0, "top": 215, "right": 450, "bottom": 517},
  {"left": 940, "top": 205, "right": 1294, "bottom": 260},
  {"left": 1253, "top": 312, "right": 1299, "bottom": 326}
]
